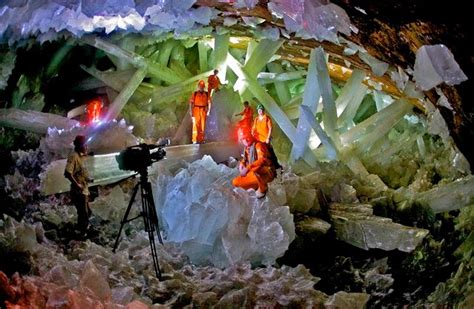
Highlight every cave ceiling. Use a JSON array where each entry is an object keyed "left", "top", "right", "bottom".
[{"left": 1, "top": 0, "right": 472, "bottom": 165}]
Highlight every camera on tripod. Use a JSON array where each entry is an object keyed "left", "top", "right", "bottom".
[
  {"left": 113, "top": 138, "right": 170, "bottom": 279},
  {"left": 116, "top": 139, "right": 170, "bottom": 172}
]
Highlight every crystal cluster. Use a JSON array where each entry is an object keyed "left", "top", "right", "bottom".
[{"left": 153, "top": 155, "right": 295, "bottom": 268}]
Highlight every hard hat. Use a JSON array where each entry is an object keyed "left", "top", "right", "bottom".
[
  {"left": 198, "top": 80, "right": 205, "bottom": 88},
  {"left": 73, "top": 135, "right": 87, "bottom": 147},
  {"left": 256, "top": 104, "right": 265, "bottom": 111}
]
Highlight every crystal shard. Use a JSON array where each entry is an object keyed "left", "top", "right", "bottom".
[
  {"left": 414, "top": 44, "right": 468, "bottom": 90},
  {"left": 79, "top": 260, "right": 111, "bottom": 301}
]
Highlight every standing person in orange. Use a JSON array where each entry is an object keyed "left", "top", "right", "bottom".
[
  {"left": 232, "top": 134, "right": 277, "bottom": 199},
  {"left": 207, "top": 69, "right": 221, "bottom": 96},
  {"left": 235, "top": 101, "right": 254, "bottom": 137},
  {"left": 190, "top": 80, "right": 211, "bottom": 144},
  {"left": 252, "top": 104, "right": 272, "bottom": 144}
]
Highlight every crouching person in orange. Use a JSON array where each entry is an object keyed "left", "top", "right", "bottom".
[
  {"left": 190, "top": 80, "right": 211, "bottom": 144},
  {"left": 232, "top": 134, "right": 277, "bottom": 199}
]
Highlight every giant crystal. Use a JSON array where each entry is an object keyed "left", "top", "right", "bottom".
[
  {"left": 0, "top": 108, "right": 79, "bottom": 135},
  {"left": 40, "top": 141, "right": 241, "bottom": 195},
  {"left": 414, "top": 44, "right": 468, "bottom": 91},
  {"left": 329, "top": 203, "right": 429, "bottom": 252},
  {"left": 153, "top": 155, "right": 295, "bottom": 268},
  {"left": 290, "top": 48, "right": 321, "bottom": 162},
  {"left": 397, "top": 175, "right": 474, "bottom": 214}
]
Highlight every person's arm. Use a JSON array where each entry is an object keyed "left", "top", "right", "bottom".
[
  {"left": 239, "top": 148, "right": 249, "bottom": 176},
  {"left": 64, "top": 171, "right": 82, "bottom": 190},
  {"left": 189, "top": 92, "right": 195, "bottom": 116},
  {"left": 266, "top": 117, "right": 273, "bottom": 144},
  {"left": 251, "top": 118, "right": 256, "bottom": 136},
  {"left": 64, "top": 157, "right": 83, "bottom": 190},
  {"left": 247, "top": 143, "right": 271, "bottom": 172}
]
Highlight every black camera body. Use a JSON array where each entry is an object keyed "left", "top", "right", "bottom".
[{"left": 116, "top": 143, "right": 166, "bottom": 172}]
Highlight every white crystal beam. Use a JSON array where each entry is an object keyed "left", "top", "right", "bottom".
[{"left": 290, "top": 48, "right": 321, "bottom": 161}]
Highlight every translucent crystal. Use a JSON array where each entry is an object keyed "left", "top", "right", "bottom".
[
  {"left": 80, "top": 260, "right": 112, "bottom": 301},
  {"left": 336, "top": 69, "right": 368, "bottom": 131},
  {"left": 314, "top": 48, "right": 339, "bottom": 144},
  {"left": 266, "top": 62, "right": 291, "bottom": 105},
  {"left": 300, "top": 105, "right": 338, "bottom": 160},
  {"left": 255, "top": 26, "right": 280, "bottom": 41},
  {"left": 153, "top": 156, "right": 295, "bottom": 267},
  {"left": 267, "top": 0, "right": 355, "bottom": 43},
  {"left": 415, "top": 175, "right": 474, "bottom": 213},
  {"left": 0, "top": 108, "right": 79, "bottom": 135},
  {"left": 435, "top": 87, "right": 453, "bottom": 111},
  {"left": 358, "top": 52, "right": 389, "bottom": 77},
  {"left": 290, "top": 48, "right": 321, "bottom": 161},
  {"left": 414, "top": 44, "right": 468, "bottom": 90},
  {"left": 389, "top": 66, "right": 409, "bottom": 91},
  {"left": 341, "top": 99, "right": 412, "bottom": 149},
  {"left": 296, "top": 217, "right": 331, "bottom": 235},
  {"left": 14, "top": 221, "right": 38, "bottom": 253},
  {"left": 329, "top": 203, "right": 429, "bottom": 252},
  {"left": 106, "top": 68, "right": 148, "bottom": 121}
]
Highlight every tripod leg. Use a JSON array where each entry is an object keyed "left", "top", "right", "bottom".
[
  {"left": 144, "top": 182, "right": 164, "bottom": 244},
  {"left": 141, "top": 183, "right": 162, "bottom": 279},
  {"left": 113, "top": 183, "right": 139, "bottom": 252}
]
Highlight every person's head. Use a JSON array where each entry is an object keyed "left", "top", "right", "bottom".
[
  {"left": 213, "top": 69, "right": 218, "bottom": 75},
  {"left": 73, "top": 135, "right": 87, "bottom": 154},
  {"left": 257, "top": 104, "right": 265, "bottom": 115},
  {"left": 198, "top": 80, "right": 205, "bottom": 90},
  {"left": 243, "top": 101, "right": 249, "bottom": 107}
]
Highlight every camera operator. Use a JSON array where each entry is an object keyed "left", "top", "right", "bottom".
[{"left": 64, "top": 135, "right": 93, "bottom": 236}]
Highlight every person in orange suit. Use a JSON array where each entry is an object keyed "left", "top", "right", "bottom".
[
  {"left": 207, "top": 69, "right": 221, "bottom": 96},
  {"left": 86, "top": 98, "right": 103, "bottom": 124},
  {"left": 252, "top": 104, "right": 272, "bottom": 144},
  {"left": 190, "top": 80, "right": 211, "bottom": 144},
  {"left": 232, "top": 134, "right": 277, "bottom": 199},
  {"left": 235, "top": 101, "right": 254, "bottom": 138}
]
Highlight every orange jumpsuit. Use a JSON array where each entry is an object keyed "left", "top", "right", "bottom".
[
  {"left": 238, "top": 106, "right": 254, "bottom": 137},
  {"left": 86, "top": 99, "right": 102, "bottom": 123},
  {"left": 252, "top": 114, "right": 272, "bottom": 143},
  {"left": 190, "top": 91, "right": 210, "bottom": 143},
  {"left": 207, "top": 74, "right": 221, "bottom": 95},
  {"left": 232, "top": 142, "right": 276, "bottom": 193}
]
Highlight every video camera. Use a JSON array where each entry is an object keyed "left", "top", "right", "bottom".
[{"left": 116, "top": 139, "right": 170, "bottom": 173}]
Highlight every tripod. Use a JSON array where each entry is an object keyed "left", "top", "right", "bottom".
[{"left": 113, "top": 169, "right": 163, "bottom": 279}]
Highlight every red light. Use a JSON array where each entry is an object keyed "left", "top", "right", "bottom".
[{"left": 86, "top": 98, "right": 103, "bottom": 124}]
